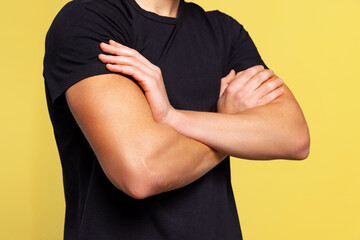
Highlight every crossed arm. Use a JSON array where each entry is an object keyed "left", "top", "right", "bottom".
[
  {"left": 164, "top": 82, "right": 310, "bottom": 160},
  {"left": 65, "top": 40, "right": 310, "bottom": 199}
]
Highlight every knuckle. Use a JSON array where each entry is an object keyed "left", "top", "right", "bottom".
[
  {"left": 267, "top": 79, "right": 277, "bottom": 87},
  {"left": 114, "top": 65, "right": 122, "bottom": 72},
  {"left": 272, "top": 78, "right": 281, "bottom": 87},
  {"left": 135, "top": 49, "right": 142, "bottom": 58},
  {"left": 252, "top": 75, "right": 263, "bottom": 85},
  {"left": 115, "top": 48, "right": 122, "bottom": 56},
  {"left": 127, "top": 65, "right": 135, "bottom": 75},
  {"left": 118, "top": 56, "right": 127, "bottom": 65},
  {"left": 225, "top": 85, "right": 235, "bottom": 95},
  {"left": 245, "top": 65, "right": 260, "bottom": 76},
  {"left": 256, "top": 70, "right": 271, "bottom": 82},
  {"left": 250, "top": 64, "right": 263, "bottom": 70},
  {"left": 278, "top": 86, "right": 285, "bottom": 93},
  {"left": 274, "top": 81, "right": 282, "bottom": 89},
  {"left": 154, "top": 70, "right": 161, "bottom": 80},
  {"left": 265, "top": 69, "right": 274, "bottom": 77},
  {"left": 235, "top": 90, "right": 242, "bottom": 98},
  {"left": 262, "top": 82, "right": 272, "bottom": 92},
  {"left": 128, "top": 57, "right": 136, "bottom": 66},
  {"left": 235, "top": 89, "right": 245, "bottom": 99},
  {"left": 268, "top": 91, "right": 277, "bottom": 100},
  {"left": 134, "top": 50, "right": 142, "bottom": 58},
  {"left": 243, "top": 99, "right": 252, "bottom": 108},
  {"left": 268, "top": 68, "right": 274, "bottom": 74},
  {"left": 256, "top": 65, "right": 265, "bottom": 71},
  {"left": 260, "top": 70, "right": 269, "bottom": 78},
  {"left": 259, "top": 72, "right": 267, "bottom": 81},
  {"left": 265, "top": 78, "right": 281, "bottom": 90},
  {"left": 114, "top": 56, "right": 121, "bottom": 64},
  {"left": 248, "top": 67, "right": 258, "bottom": 76},
  {"left": 156, "top": 66, "right": 162, "bottom": 74},
  {"left": 127, "top": 49, "right": 136, "bottom": 57}
]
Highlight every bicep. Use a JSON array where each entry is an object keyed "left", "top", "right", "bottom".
[{"left": 65, "top": 73, "right": 157, "bottom": 193}]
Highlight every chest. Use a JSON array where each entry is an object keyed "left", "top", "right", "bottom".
[{"left": 134, "top": 19, "right": 224, "bottom": 111}]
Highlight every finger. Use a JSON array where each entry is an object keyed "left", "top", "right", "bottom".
[
  {"left": 107, "top": 40, "right": 159, "bottom": 72},
  {"left": 100, "top": 42, "right": 133, "bottom": 56},
  {"left": 256, "top": 86, "right": 285, "bottom": 106},
  {"left": 100, "top": 42, "right": 157, "bottom": 72},
  {"left": 241, "top": 69, "right": 275, "bottom": 95},
  {"left": 98, "top": 54, "right": 154, "bottom": 74},
  {"left": 109, "top": 39, "right": 128, "bottom": 48},
  {"left": 105, "top": 64, "right": 153, "bottom": 90},
  {"left": 235, "top": 70, "right": 244, "bottom": 78},
  {"left": 252, "top": 77, "right": 283, "bottom": 100},
  {"left": 227, "top": 65, "right": 265, "bottom": 92},
  {"left": 219, "top": 69, "right": 236, "bottom": 97},
  {"left": 227, "top": 69, "right": 236, "bottom": 82},
  {"left": 99, "top": 54, "right": 134, "bottom": 65}
]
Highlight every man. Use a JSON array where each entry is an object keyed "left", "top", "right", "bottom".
[{"left": 43, "top": 0, "right": 310, "bottom": 239}]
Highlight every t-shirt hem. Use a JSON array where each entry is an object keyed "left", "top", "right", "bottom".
[
  {"left": 49, "top": 63, "right": 126, "bottom": 106},
  {"left": 231, "top": 58, "right": 269, "bottom": 73}
]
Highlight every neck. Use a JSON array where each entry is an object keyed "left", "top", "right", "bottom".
[{"left": 134, "top": 0, "right": 180, "bottom": 18}]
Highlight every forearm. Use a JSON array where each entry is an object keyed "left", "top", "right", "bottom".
[
  {"left": 138, "top": 121, "right": 227, "bottom": 198},
  {"left": 163, "top": 84, "right": 310, "bottom": 160}
]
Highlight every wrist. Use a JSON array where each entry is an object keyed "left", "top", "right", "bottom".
[
  {"left": 164, "top": 109, "right": 228, "bottom": 161},
  {"left": 161, "top": 106, "right": 181, "bottom": 128}
]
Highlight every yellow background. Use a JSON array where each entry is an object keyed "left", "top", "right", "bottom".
[{"left": 1, "top": 0, "right": 359, "bottom": 239}]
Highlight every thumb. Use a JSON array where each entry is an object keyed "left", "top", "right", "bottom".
[
  {"left": 223, "top": 69, "right": 236, "bottom": 83},
  {"left": 219, "top": 69, "right": 236, "bottom": 97}
]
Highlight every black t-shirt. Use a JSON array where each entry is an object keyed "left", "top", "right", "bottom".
[{"left": 43, "top": 0, "right": 268, "bottom": 239}]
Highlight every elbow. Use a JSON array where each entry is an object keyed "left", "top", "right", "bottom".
[
  {"left": 120, "top": 171, "right": 157, "bottom": 200},
  {"left": 113, "top": 158, "right": 161, "bottom": 200},
  {"left": 290, "top": 127, "right": 310, "bottom": 160},
  {"left": 124, "top": 181, "right": 153, "bottom": 200},
  {"left": 293, "top": 137, "right": 310, "bottom": 160}
]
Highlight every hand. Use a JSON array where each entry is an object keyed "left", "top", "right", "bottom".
[
  {"left": 217, "top": 65, "right": 284, "bottom": 114},
  {"left": 98, "top": 40, "right": 174, "bottom": 124}
]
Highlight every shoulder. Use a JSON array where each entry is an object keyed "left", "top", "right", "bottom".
[
  {"left": 43, "top": 0, "right": 133, "bottom": 105},
  {"left": 183, "top": 1, "right": 222, "bottom": 21},
  {"left": 184, "top": 2, "right": 243, "bottom": 30},
  {"left": 52, "top": 0, "right": 130, "bottom": 18},
  {"left": 46, "top": 0, "right": 132, "bottom": 45},
  {"left": 49, "top": 0, "right": 111, "bottom": 26},
  {"left": 206, "top": 9, "right": 243, "bottom": 29}
]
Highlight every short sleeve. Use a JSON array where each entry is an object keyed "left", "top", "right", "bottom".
[
  {"left": 220, "top": 12, "right": 269, "bottom": 73},
  {"left": 43, "top": 1, "right": 133, "bottom": 106}
]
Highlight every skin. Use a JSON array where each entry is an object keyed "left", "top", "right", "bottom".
[
  {"left": 98, "top": 41, "right": 309, "bottom": 160},
  {"left": 65, "top": 0, "right": 310, "bottom": 199},
  {"left": 134, "top": 0, "right": 181, "bottom": 18},
  {"left": 66, "top": 73, "right": 228, "bottom": 199}
]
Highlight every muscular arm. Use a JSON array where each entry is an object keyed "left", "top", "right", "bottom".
[
  {"left": 65, "top": 73, "right": 227, "bottom": 199},
  {"left": 96, "top": 42, "right": 309, "bottom": 160},
  {"left": 164, "top": 74, "right": 310, "bottom": 160}
]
